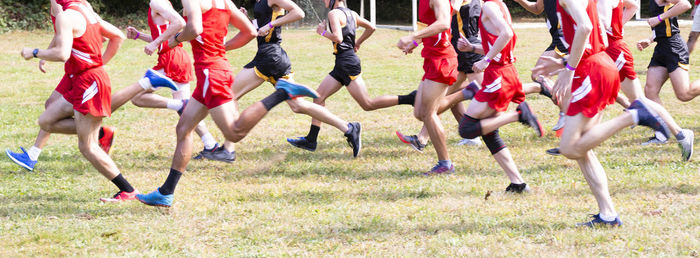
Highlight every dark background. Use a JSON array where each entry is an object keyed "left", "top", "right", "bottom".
[{"left": 0, "top": 0, "right": 685, "bottom": 32}]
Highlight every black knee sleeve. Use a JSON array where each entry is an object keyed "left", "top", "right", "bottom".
[
  {"left": 458, "top": 114, "right": 482, "bottom": 139},
  {"left": 482, "top": 129, "right": 506, "bottom": 155}
]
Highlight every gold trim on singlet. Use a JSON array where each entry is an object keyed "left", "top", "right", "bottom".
[
  {"left": 664, "top": 4, "right": 673, "bottom": 37},
  {"left": 348, "top": 72, "right": 361, "bottom": 82},
  {"left": 265, "top": 9, "right": 285, "bottom": 43},
  {"left": 456, "top": 7, "right": 465, "bottom": 37},
  {"left": 679, "top": 63, "right": 690, "bottom": 71}
]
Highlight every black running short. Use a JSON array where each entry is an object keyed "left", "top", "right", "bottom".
[
  {"left": 244, "top": 43, "right": 292, "bottom": 84},
  {"left": 649, "top": 34, "right": 690, "bottom": 73},
  {"left": 457, "top": 52, "right": 484, "bottom": 74},
  {"left": 329, "top": 52, "right": 362, "bottom": 86}
]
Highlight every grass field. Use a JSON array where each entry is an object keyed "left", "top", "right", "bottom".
[{"left": 0, "top": 24, "right": 698, "bottom": 256}]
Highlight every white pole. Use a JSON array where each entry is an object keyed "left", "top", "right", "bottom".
[
  {"left": 636, "top": 0, "right": 641, "bottom": 20},
  {"left": 412, "top": 0, "right": 417, "bottom": 31},
  {"left": 370, "top": 0, "right": 376, "bottom": 25},
  {"left": 360, "top": 0, "right": 365, "bottom": 19}
]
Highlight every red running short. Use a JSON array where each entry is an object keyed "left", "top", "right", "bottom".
[
  {"left": 55, "top": 73, "right": 72, "bottom": 98},
  {"left": 422, "top": 56, "right": 457, "bottom": 85},
  {"left": 605, "top": 39, "right": 637, "bottom": 82},
  {"left": 474, "top": 63, "right": 525, "bottom": 112},
  {"left": 566, "top": 52, "right": 620, "bottom": 118},
  {"left": 153, "top": 47, "right": 194, "bottom": 84},
  {"left": 192, "top": 68, "right": 235, "bottom": 109},
  {"left": 67, "top": 67, "right": 112, "bottom": 117}
]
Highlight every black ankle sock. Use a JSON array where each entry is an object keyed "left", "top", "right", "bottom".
[
  {"left": 261, "top": 89, "right": 290, "bottom": 111},
  {"left": 111, "top": 174, "right": 135, "bottom": 193},
  {"left": 159, "top": 168, "right": 182, "bottom": 195},
  {"left": 306, "top": 125, "right": 320, "bottom": 142},
  {"left": 398, "top": 90, "right": 417, "bottom": 105}
]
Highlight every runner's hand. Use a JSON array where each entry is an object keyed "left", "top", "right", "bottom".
[
  {"left": 457, "top": 36, "right": 473, "bottom": 52},
  {"left": 126, "top": 26, "right": 139, "bottom": 40},
  {"left": 21, "top": 48, "right": 34, "bottom": 60},
  {"left": 397, "top": 35, "right": 417, "bottom": 54},
  {"left": 39, "top": 59, "right": 47, "bottom": 73},
  {"left": 354, "top": 42, "right": 361, "bottom": 52},
  {"left": 553, "top": 69, "right": 574, "bottom": 105},
  {"left": 239, "top": 7, "right": 247, "bottom": 16},
  {"left": 636, "top": 39, "right": 651, "bottom": 51},
  {"left": 144, "top": 42, "right": 158, "bottom": 56},
  {"left": 532, "top": 55, "right": 564, "bottom": 77},
  {"left": 258, "top": 23, "right": 272, "bottom": 37},
  {"left": 316, "top": 21, "right": 327, "bottom": 36},
  {"left": 647, "top": 16, "right": 661, "bottom": 28},
  {"left": 472, "top": 58, "right": 489, "bottom": 73}
]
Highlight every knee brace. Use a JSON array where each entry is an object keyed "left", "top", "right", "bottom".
[
  {"left": 458, "top": 114, "right": 482, "bottom": 139},
  {"left": 482, "top": 129, "right": 506, "bottom": 155}
]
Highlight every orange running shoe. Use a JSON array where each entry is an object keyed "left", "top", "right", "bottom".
[{"left": 100, "top": 190, "right": 139, "bottom": 203}]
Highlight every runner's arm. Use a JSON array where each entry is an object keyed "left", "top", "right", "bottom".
[
  {"left": 175, "top": 0, "right": 204, "bottom": 43},
  {"left": 353, "top": 11, "right": 375, "bottom": 49},
  {"left": 661, "top": 0, "right": 692, "bottom": 19},
  {"left": 558, "top": 0, "right": 590, "bottom": 68},
  {"left": 598, "top": 0, "right": 613, "bottom": 30},
  {"left": 23, "top": 11, "right": 74, "bottom": 62},
  {"left": 98, "top": 17, "right": 126, "bottom": 65},
  {"left": 480, "top": 2, "right": 513, "bottom": 61},
  {"left": 224, "top": 0, "right": 257, "bottom": 51},
  {"left": 514, "top": 0, "right": 544, "bottom": 15},
  {"left": 149, "top": 0, "right": 186, "bottom": 48},
  {"left": 267, "top": 0, "right": 305, "bottom": 26},
  {"left": 320, "top": 10, "right": 343, "bottom": 43},
  {"left": 621, "top": 0, "right": 639, "bottom": 24},
  {"left": 411, "top": 0, "right": 452, "bottom": 41}
]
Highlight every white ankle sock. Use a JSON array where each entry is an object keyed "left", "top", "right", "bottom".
[
  {"left": 655, "top": 130, "right": 668, "bottom": 141},
  {"left": 138, "top": 77, "right": 153, "bottom": 91},
  {"left": 628, "top": 109, "right": 639, "bottom": 125},
  {"left": 599, "top": 212, "right": 618, "bottom": 222},
  {"left": 167, "top": 99, "right": 184, "bottom": 111},
  {"left": 27, "top": 146, "right": 42, "bottom": 161},
  {"left": 201, "top": 133, "right": 217, "bottom": 150}
]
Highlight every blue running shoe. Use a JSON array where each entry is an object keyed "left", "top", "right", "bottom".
[
  {"left": 138, "top": 69, "right": 179, "bottom": 91},
  {"left": 628, "top": 99, "right": 670, "bottom": 137},
  {"left": 177, "top": 99, "right": 188, "bottom": 116},
  {"left": 275, "top": 79, "right": 319, "bottom": 99},
  {"left": 5, "top": 147, "right": 37, "bottom": 171},
  {"left": 576, "top": 214, "right": 623, "bottom": 227},
  {"left": 136, "top": 188, "right": 173, "bottom": 207}
]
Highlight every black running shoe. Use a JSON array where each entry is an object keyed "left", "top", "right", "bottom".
[
  {"left": 536, "top": 79, "right": 553, "bottom": 99},
  {"left": 462, "top": 81, "right": 481, "bottom": 100},
  {"left": 344, "top": 122, "right": 362, "bottom": 158},
  {"left": 396, "top": 131, "right": 426, "bottom": 152},
  {"left": 286, "top": 136, "right": 317, "bottom": 151},
  {"left": 517, "top": 102, "right": 545, "bottom": 137},
  {"left": 505, "top": 183, "right": 530, "bottom": 193},
  {"left": 545, "top": 147, "right": 561, "bottom": 156}
]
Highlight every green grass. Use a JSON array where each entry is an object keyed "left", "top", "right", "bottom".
[{"left": 0, "top": 25, "right": 698, "bottom": 256}]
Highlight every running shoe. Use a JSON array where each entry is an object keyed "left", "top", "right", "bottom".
[
  {"left": 552, "top": 112, "right": 566, "bottom": 131},
  {"left": 396, "top": 131, "right": 426, "bottom": 152},
  {"left": 456, "top": 138, "right": 482, "bottom": 146},
  {"left": 545, "top": 147, "right": 561, "bottom": 156},
  {"left": 505, "top": 183, "right": 530, "bottom": 193},
  {"left": 136, "top": 188, "right": 173, "bottom": 207},
  {"left": 177, "top": 99, "right": 188, "bottom": 116},
  {"left": 576, "top": 214, "right": 623, "bottom": 228},
  {"left": 462, "top": 81, "right": 480, "bottom": 100},
  {"left": 344, "top": 122, "right": 362, "bottom": 158},
  {"left": 5, "top": 147, "right": 37, "bottom": 171},
  {"left": 628, "top": 99, "right": 670, "bottom": 137},
  {"left": 537, "top": 80, "right": 553, "bottom": 99},
  {"left": 276, "top": 79, "right": 319, "bottom": 99},
  {"left": 100, "top": 189, "right": 139, "bottom": 203},
  {"left": 678, "top": 129, "right": 694, "bottom": 161},
  {"left": 517, "top": 102, "right": 545, "bottom": 137},
  {"left": 423, "top": 163, "right": 455, "bottom": 176},
  {"left": 193, "top": 143, "right": 219, "bottom": 160},
  {"left": 286, "top": 136, "right": 317, "bottom": 151},
  {"left": 139, "top": 69, "right": 179, "bottom": 91},
  {"left": 98, "top": 126, "right": 115, "bottom": 154},
  {"left": 205, "top": 146, "right": 236, "bottom": 163},
  {"left": 641, "top": 131, "right": 669, "bottom": 146}
]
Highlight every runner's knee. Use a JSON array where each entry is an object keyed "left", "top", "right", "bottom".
[
  {"left": 458, "top": 114, "right": 482, "bottom": 139},
  {"left": 482, "top": 130, "right": 506, "bottom": 154}
]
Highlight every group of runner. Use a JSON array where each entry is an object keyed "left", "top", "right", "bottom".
[{"left": 5, "top": 0, "right": 699, "bottom": 227}]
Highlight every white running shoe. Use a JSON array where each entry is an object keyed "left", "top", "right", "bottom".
[
  {"left": 456, "top": 138, "right": 482, "bottom": 146},
  {"left": 552, "top": 112, "right": 566, "bottom": 131}
]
